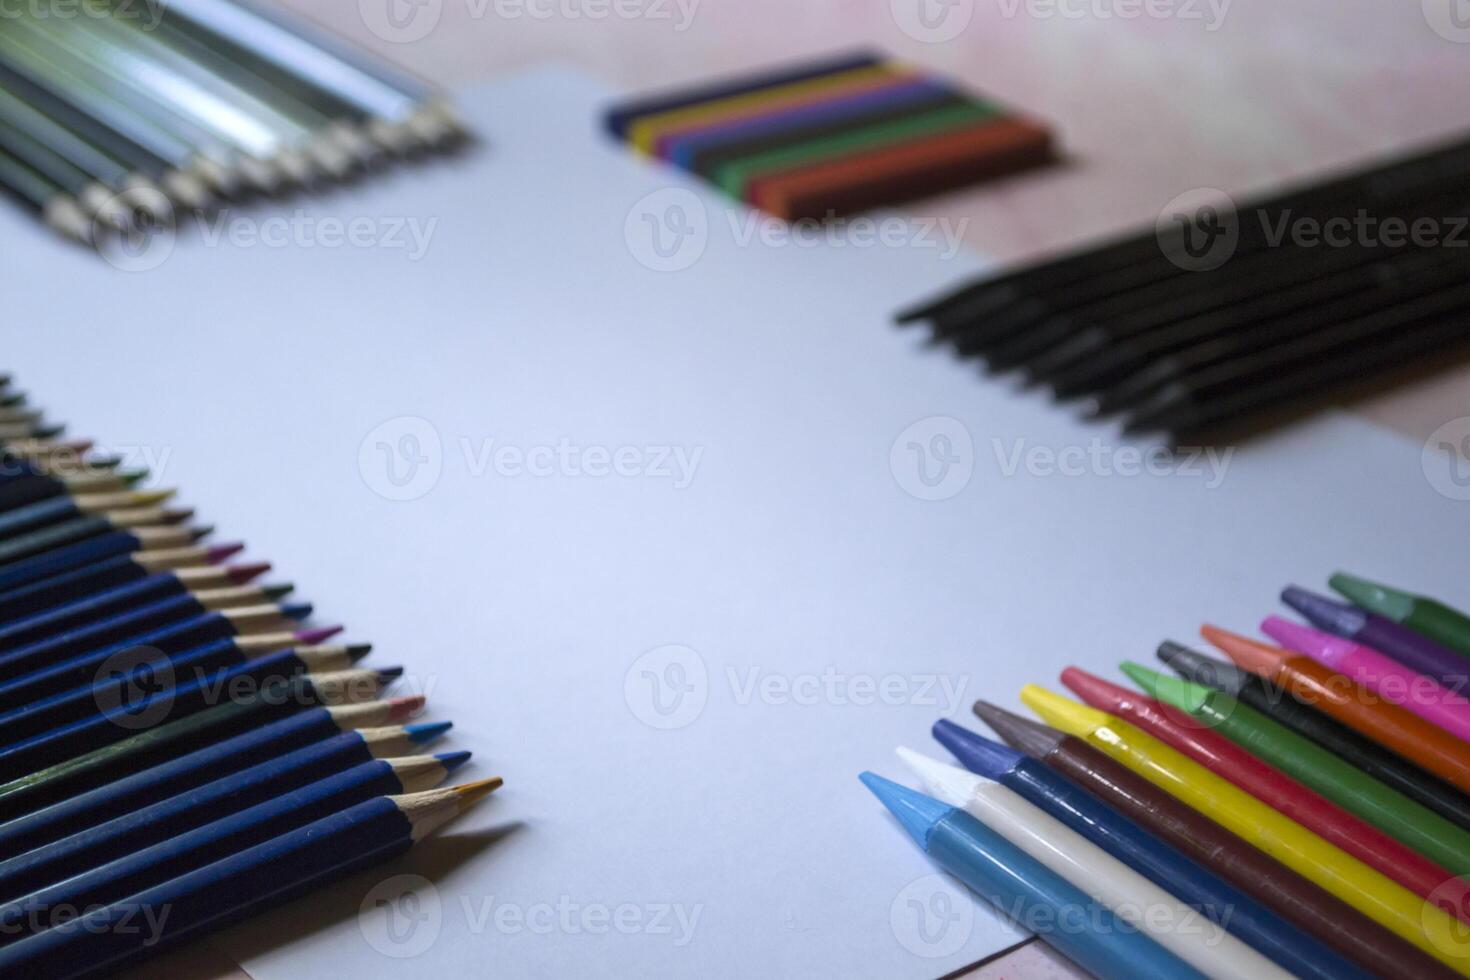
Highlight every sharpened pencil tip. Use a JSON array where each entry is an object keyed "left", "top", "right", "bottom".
[
  {"left": 346, "top": 643, "right": 373, "bottom": 662},
  {"left": 226, "top": 561, "right": 271, "bottom": 583},
  {"left": 262, "top": 583, "right": 295, "bottom": 601},
  {"left": 279, "top": 602, "right": 313, "bottom": 621},
  {"left": 189, "top": 525, "right": 215, "bottom": 542},
  {"left": 120, "top": 468, "right": 149, "bottom": 486},
  {"left": 207, "top": 542, "right": 246, "bottom": 562},
  {"left": 295, "top": 625, "right": 343, "bottom": 644},
  {"left": 437, "top": 750, "right": 472, "bottom": 772},
  {"left": 454, "top": 777, "right": 504, "bottom": 809},
  {"left": 406, "top": 720, "right": 452, "bottom": 743},
  {"left": 386, "top": 694, "right": 427, "bottom": 722},
  {"left": 377, "top": 666, "right": 405, "bottom": 681},
  {"left": 33, "top": 423, "right": 65, "bottom": 440}
]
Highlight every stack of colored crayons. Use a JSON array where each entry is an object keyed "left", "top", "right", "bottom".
[
  {"left": 898, "top": 136, "right": 1470, "bottom": 441},
  {"left": 0, "top": 0, "right": 466, "bottom": 244},
  {"left": 0, "top": 376, "right": 501, "bottom": 979},
  {"left": 605, "top": 51, "right": 1054, "bottom": 221},
  {"left": 866, "top": 573, "right": 1470, "bottom": 979}
]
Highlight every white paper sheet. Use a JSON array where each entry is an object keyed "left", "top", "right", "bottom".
[{"left": 2, "top": 66, "right": 1467, "bottom": 978}]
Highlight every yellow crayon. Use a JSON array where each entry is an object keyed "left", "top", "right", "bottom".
[
  {"left": 627, "top": 65, "right": 914, "bottom": 155},
  {"left": 1021, "top": 684, "right": 1470, "bottom": 976}
]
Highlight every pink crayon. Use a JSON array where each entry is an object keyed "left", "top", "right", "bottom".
[{"left": 1262, "top": 615, "right": 1470, "bottom": 744}]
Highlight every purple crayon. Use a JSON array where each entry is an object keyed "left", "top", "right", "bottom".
[{"left": 1283, "top": 586, "right": 1470, "bottom": 692}]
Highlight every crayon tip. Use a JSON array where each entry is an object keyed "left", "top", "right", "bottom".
[
  {"left": 1261, "top": 616, "right": 1352, "bottom": 664},
  {"left": 385, "top": 694, "right": 427, "bottom": 722},
  {"left": 1281, "top": 586, "right": 1366, "bottom": 637},
  {"left": 225, "top": 561, "right": 271, "bottom": 583},
  {"left": 1021, "top": 685, "right": 1109, "bottom": 738},
  {"left": 1203, "top": 625, "right": 1292, "bottom": 676},
  {"left": 189, "top": 525, "right": 215, "bottom": 542},
  {"left": 406, "top": 720, "right": 453, "bottom": 743},
  {"left": 454, "top": 777, "right": 504, "bottom": 810},
  {"left": 206, "top": 542, "right": 245, "bottom": 562},
  {"left": 971, "top": 701, "right": 1064, "bottom": 758},
  {"left": 1060, "top": 666, "right": 1136, "bottom": 715},
  {"left": 1119, "top": 662, "right": 1208, "bottom": 713},
  {"left": 295, "top": 625, "right": 343, "bottom": 645},
  {"left": 932, "top": 718, "right": 1022, "bottom": 778},
  {"left": 120, "top": 468, "right": 149, "bottom": 486},
  {"left": 1329, "top": 572, "right": 1415, "bottom": 621},
  {"left": 376, "top": 666, "right": 405, "bottom": 682},
  {"left": 1156, "top": 641, "right": 1249, "bottom": 694},
  {"left": 859, "top": 772, "right": 950, "bottom": 849},
  {"left": 346, "top": 643, "right": 373, "bottom": 663},
  {"left": 897, "top": 746, "right": 985, "bottom": 807},
  {"left": 436, "top": 750, "right": 472, "bottom": 773},
  {"left": 279, "top": 602, "right": 313, "bottom": 621},
  {"left": 261, "top": 583, "right": 295, "bottom": 601}
]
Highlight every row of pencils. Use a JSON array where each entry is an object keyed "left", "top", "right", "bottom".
[
  {"left": 897, "top": 135, "right": 1470, "bottom": 441},
  {"left": 0, "top": 375, "right": 500, "bottom": 978},
  {"left": 866, "top": 573, "right": 1470, "bottom": 979},
  {"left": 0, "top": 0, "right": 465, "bottom": 244}
]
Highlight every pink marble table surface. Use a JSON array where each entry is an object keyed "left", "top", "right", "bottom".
[{"left": 156, "top": 2, "right": 1470, "bottom": 976}]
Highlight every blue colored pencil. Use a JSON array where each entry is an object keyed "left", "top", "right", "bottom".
[
  {"left": 0, "top": 598, "right": 322, "bottom": 702},
  {"left": 0, "top": 491, "right": 177, "bottom": 543},
  {"left": 0, "top": 515, "right": 114, "bottom": 565},
  {"left": 0, "top": 694, "right": 424, "bottom": 839},
  {"left": 0, "top": 669, "right": 404, "bottom": 818},
  {"left": 0, "top": 651, "right": 400, "bottom": 782},
  {"left": 0, "top": 639, "right": 362, "bottom": 746},
  {"left": 0, "top": 530, "right": 235, "bottom": 592},
  {"left": 0, "top": 739, "right": 467, "bottom": 903},
  {"left": 0, "top": 768, "right": 497, "bottom": 949},
  {"left": 0, "top": 555, "right": 270, "bottom": 626},
  {"left": 928, "top": 721, "right": 1372, "bottom": 980},
  {"left": 0, "top": 782, "right": 501, "bottom": 977},
  {"left": 861, "top": 772, "right": 1203, "bottom": 979}
]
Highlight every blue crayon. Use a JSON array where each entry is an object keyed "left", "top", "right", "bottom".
[
  {"left": 933, "top": 720, "right": 1371, "bottom": 980},
  {"left": 0, "top": 698, "right": 419, "bottom": 836},
  {"left": 0, "top": 760, "right": 439, "bottom": 946},
  {"left": 667, "top": 76, "right": 953, "bottom": 170},
  {"left": 604, "top": 49, "right": 885, "bottom": 138},
  {"left": 0, "top": 784, "right": 498, "bottom": 977},
  {"left": 0, "top": 737, "right": 466, "bottom": 903},
  {"left": 861, "top": 772, "right": 1202, "bottom": 980}
]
